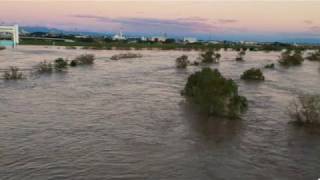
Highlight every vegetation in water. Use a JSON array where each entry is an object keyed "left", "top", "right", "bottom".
[
  {"left": 200, "top": 50, "right": 219, "bottom": 63},
  {"left": 241, "top": 68, "right": 265, "bottom": 81},
  {"left": 73, "top": 54, "right": 95, "bottom": 65},
  {"left": 288, "top": 94, "right": 320, "bottom": 126},
  {"left": 176, "top": 55, "right": 189, "bottom": 68},
  {"left": 191, "top": 61, "right": 200, "bottom": 66},
  {"left": 182, "top": 67, "right": 248, "bottom": 119},
  {"left": 215, "top": 53, "right": 222, "bottom": 61},
  {"left": 34, "top": 61, "right": 53, "bottom": 74},
  {"left": 264, "top": 63, "right": 275, "bottom": 69},
  {"left": 54, "top": 58, "right": 68, "bottom": 71},
  {"left": 65, "top": 46, "right": 77, "bottom": 50},
  {"left": 306, "top": 51, "right": 320, "bottom": 62},
  {"left": 3, "top": 66, "right": 25, "bottom": 80},
  {"left": 110, "top": 53, "right": 143, "bottom": 60},
  {"left": 70, "top": 60, "right": 78, "bottom": 67},
  {"left": 278, "top": 51, "right": 304, "bottom": 66},
  {"left": 236, "top": 50, "right": 246, "bottom": 61}
]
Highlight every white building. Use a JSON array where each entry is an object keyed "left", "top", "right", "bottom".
[
  {"left": 0, "top": 25, "right": 19, "bottom": 47},
  {"left": 140, "top": 36, "right": 147, "bottom": 41},
  {"left": 240, "top": 41, "right": 258, "bottom": 45},
  {"left": 183, "top": 37, "right": 197, "bottom": 43},
  {"left": 112, "top": 31, "right": 126, "bottom": 41}
]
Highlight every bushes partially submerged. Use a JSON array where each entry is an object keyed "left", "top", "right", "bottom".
[
  {"left": 73, "top": 54, "right": 95, "bottom": 65},
  {"left": 3, "top": 66, "right": 25, "bottom": 80},
  {"left": 34, "top": 61, "right": 53, "bottom": 74},
  {"left": 176, "top": 55, "right": 189, "bottom": 68},
  {"left": 54, "top": 58, "right": 68, "bottom": 71},
  {"left": 264, "top": 63, "right": 275, "bottom": 69},
  {"left": 110, "top": 53, "right": 142, "bottom": 60},
  {"left": 182, "top": 67, "right": 247, "bottom": 119},
  {"left": 306, "top": 51, "right": 320, "bottom": 62},
  {"left": 236, "top": 50, "right": 246, "bottom": 61},
  {"left": 200, "top": 50, "right": 220, "bottom": 63},
  {"left": 289, "top": 94, "right": 320, "bottom": 126},
  {"left": 279, "top": 51, "right": 304, "bottom": 66},
  {"left": 241, "top": 68, "right": 265, "bottom": 81}
]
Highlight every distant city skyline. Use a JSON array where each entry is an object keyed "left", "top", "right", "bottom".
[{"left": 1, "top": 1, "right": 320, "bottom": 42}]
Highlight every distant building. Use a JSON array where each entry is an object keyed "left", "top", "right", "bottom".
[
  {"left": 75, "top": 35, "right": 89, "bottom": 39},
  {"left": 183, "top": 37, "right": 197, "bottom": 43},
  {"left": 150, "top": 36, "right": 167, "bottom": 42},
  {"left": 208, "top": 41, "right": 220, "bottom": 44},
  {"left": 112, "top": 31, "right": 126, "bottom": 41},
  {"left": 240, "top": 41, "right": 258, "bottom": 45},
  {"left": 140, "top": 36, "right": 147, "bottom": 41},
  {"left": 0, "top": 25, "right": 19, "bottom": 47}
]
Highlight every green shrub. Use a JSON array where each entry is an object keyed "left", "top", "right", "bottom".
[
  {"left": 264, "top": 63, "right": 275, "bottom": 69},
  {"left": 34, "top": 61, "right": 53, "bottom": 74},
  {"left": 200, "top": 50, "right": 219, "bottom": 63},
  {"left": 215, "top": 53, "right": 222, "bottom": 60},
  {"left": 182, "top": 67, "right": 247, "bottom": 118},
  {"left": 241, "top": 68, "right": 265, "bottom": 81},
  {"left": 70, "top": 60, "right": 78, "bottom": 67},
  {"left": 65, "top": 46, "right": 77, "bottom": 50},
  {"left": 191, "top": 61, "right": 200, "bottom": 66},
  {"left": 54, "top": 58, "right": 68, "bottom": 71},
  {"left": 176, "top": 55, "right": 189, "bottom": 68},
  {"left": 289, "top": 94, "right": 320, "bottom": 125},
  {"left": 279, "top": 51, "right": 303, "bottom": 66},
  {"left": 236, "top": 50, "right": 246, "bottom": 61},
  {"left": 3, "top": 66, "right": 24, "bottom": 80},
  {"left": 73, "top": 54, "right": 95, "bottom": 65},
  {"left": 306, "top": 51, "right": 320, "bottom": 62},
  {"left": 110, "top": 53, "right": 142, "bottom": 60}
]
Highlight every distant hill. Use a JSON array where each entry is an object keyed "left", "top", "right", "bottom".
[
  {"left": 21, "top": 26, "right": 105, "bottom": 36},
  {"left": 19, "top": 26, "right": 320, "bottom": 44}
]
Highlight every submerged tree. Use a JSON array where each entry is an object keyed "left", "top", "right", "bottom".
[
  {"left": 176, "top": 55, "right": 189, "bottom": 69},
  {"left": 73, "top": 54, "right": 95, "bottom": 65},
  {"left": 182, "top": 67, "right": 248, "bottom": 119},
  {"left": 3, "top": 66, "right": 24, "bottom": 80},
  {"left": 306, "top": 51, "right": 320, "bottom": 62},
  {"left": 264, "top": 63, "right": 275, "bottom": 69},
  {"left": 236, "top": 50, "right": 246, "bottom": 61},
  {"left": 200, "top": 50, "right": 219, "bottom": 63},
  {"left": 241, "top": 68, "right": 265, "bottom": 81},
  {"left": 34, "top": 61, "right": 53, "bottom": 74},
  {"left": 54, "top": 58, "right": 68, "bottom": 71},
  {"left": 288, "top": 94, "right": 320, "bottom": 126},
  {"left": 278, "top": 50, "right": 304, "bottom": 66}
]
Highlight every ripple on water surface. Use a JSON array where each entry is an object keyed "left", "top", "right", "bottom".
[{"left": 0, "top": 46, "right": 320, "bottom": 179}]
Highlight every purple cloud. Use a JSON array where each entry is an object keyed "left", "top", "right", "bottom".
[
  {"left": 71, "top": 14, "right": 219, "bottom": 34},
  {"left": 310, "top": 26, "right": 320, "bottom": 32},
  {"left": 218, "top": 19, "right": 238, "bottom": 24},
  {"left": 303, "top": 20, "right": 313, "bottom": 24}
]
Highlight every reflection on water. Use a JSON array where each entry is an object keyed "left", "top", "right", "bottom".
[{"left": 0, "top": 46, "right": 320, "bottom": 179}]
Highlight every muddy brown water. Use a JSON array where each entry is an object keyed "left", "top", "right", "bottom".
[{"left": 0, "top": 46, "right": 320, "bottom": 179}]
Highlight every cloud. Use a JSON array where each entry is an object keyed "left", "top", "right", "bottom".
[
  {"left": 303, "top": 20, "right": 313, "bottom": 24},
  {"left": 71, "top": 14, "right": 220, "bottom": 34},
  {"left": 309, "top": 26, "right": 320, "bottom": 33},
  {"left": 218, "top": 19, "right": 238, "bottom": 24}
]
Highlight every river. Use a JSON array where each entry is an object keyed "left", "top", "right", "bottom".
[{"left": 0, "top": 46, "right": 320, "bottom": 179}]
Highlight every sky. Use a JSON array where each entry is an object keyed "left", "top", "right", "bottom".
[{"left": 0, "top": 1, "right": 320, "bottom": 42}]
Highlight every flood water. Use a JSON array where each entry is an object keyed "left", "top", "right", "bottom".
[{"left": 1, "top": 46, "right": 320, "bottom": 180}]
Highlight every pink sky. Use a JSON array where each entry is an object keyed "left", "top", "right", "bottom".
[{"left": 0, "top": 1, "right": 319, "bottom": 40}]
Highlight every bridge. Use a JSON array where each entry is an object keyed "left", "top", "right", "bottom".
[{"left": 0, "top": 25, "right": 19, "bottom": 47}]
